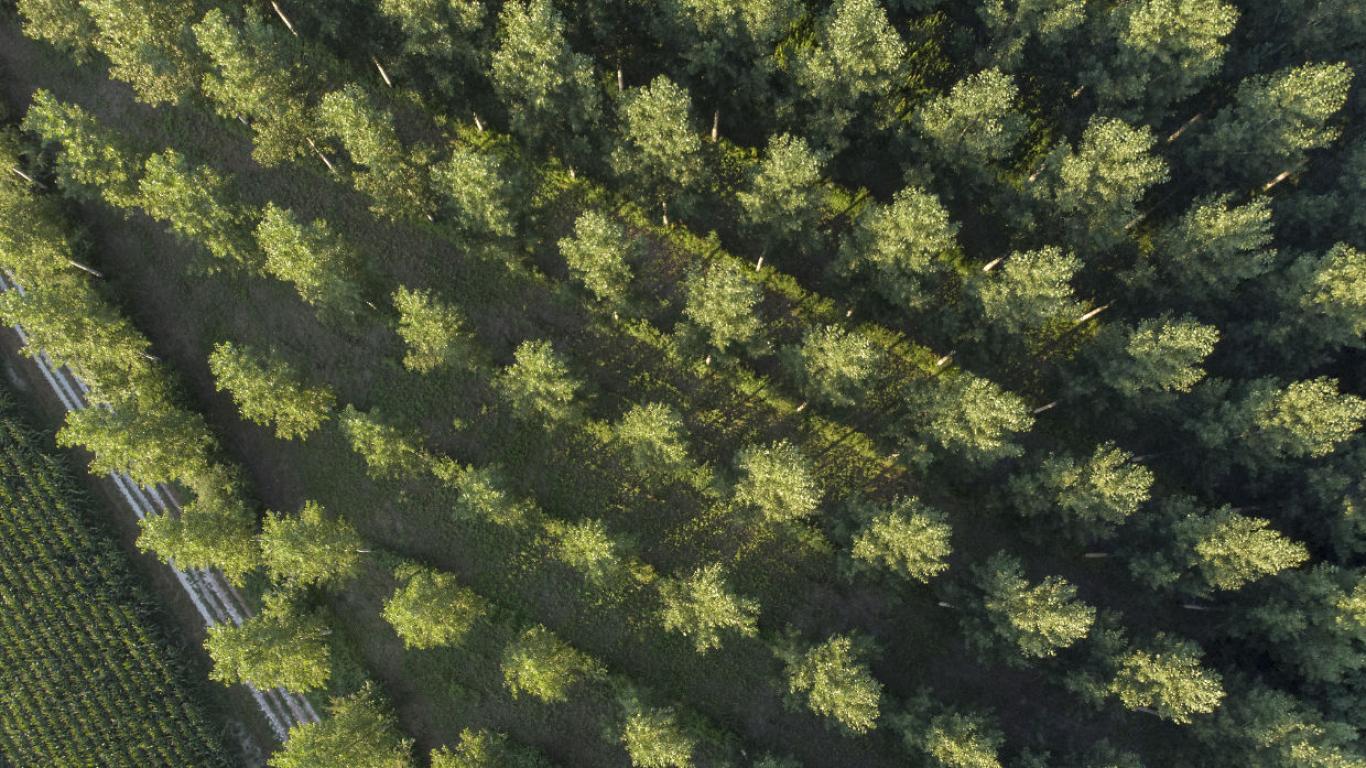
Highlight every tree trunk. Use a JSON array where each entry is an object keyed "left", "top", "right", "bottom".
[
  {"left": 754, "top": 256, "right": 763, "bottom": 271},
  {"left": 306, "top": 138, "right": 337, "bottom": 174},
  {"left": 473, "top": 113, "right": 484, "bottom": 132},
  {"left": 712, "top": 110, "right": 719, "bottom": 142},
  {"left": 372, "top": 56, "right": 393, "bottom": 87},
  {"left": 66, "top": 260, "right": 104, "bottom": 278},
  {"left": 617, "top": 65, "right": 624, "bottom": 92},
  {"left": 661, "top": 200, "right": 669, "bottom": 226},
  {"left": 271, "top": 1, "right": 299, "bottom": 36}
]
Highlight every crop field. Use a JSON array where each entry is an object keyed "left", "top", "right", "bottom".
[
  {"left": 0, "top": 1, "right": 1363, "bottom": 767},
  {"left": 0, "top": 387, "right": 236, "bottom": 766}
]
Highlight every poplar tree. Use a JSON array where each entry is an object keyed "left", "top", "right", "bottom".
[
  {"left": 1195, "top": 63, "right": 1353, "bottom": 185},
  {"left": 838, "top": 186, "right": 960, "bottom": 313},
  {"left": 430, "top": 145, "right": 515, "bottom": 238},
  {"left": 1136, "top": 195, "right": 1275, "bottom": 307},
  {"left": 382, "top": 564, "right": 488, "bottom": 650},
  {"left": 16, "top": 0, "right": 97, "bottom": 63},
  {"left": 977, "top": 0, "right": 1085, "bottom": 70},
  {"left": 559, "top": 210, "right": 635, "bottom": 309},
  {"left": 206, "top": 591, "right": 332, "bottom": 694},
  {"left": 137, "top": 489, "right": 261, "bottom": 584},
  {"left": 682, "top": 260, "right": 762, "bottom": 353},
  {"left": 848, "top": 496, "right": 953, "bottom": 584},
  {"left": 270, "top": 685, "right": 414, "bottom": 768},
  {"left": 550, "top": 518, "right": 628, "bottom": 587},
  {"left": 255, "top": 204, "right": 365, "bottom": 320},
  {"left": 194, "top": 8, "right": 315, "bottom": 167},
  {"left": 621, "top": 708, "right": 695, "bottom": 768},
  {"left": 733, "top": 440, "right": 822, "bottom": 523},
  {"left": 378, "top": 0, "right": 485, "bottom": 98},
  {"left": 784, "top": 634, "right": 883, "bottom": 734},
  {"left": 490, "top": 0, "right": 602, "bottom": 164},
  {"left": 1279, "top": 243, "right": 1366, "bottom": 354},
  {"left": 259, "top": 500, "right": 365, "bottom": 588},
  {"left": 339, "top": 405, "right": 427, "bottom": 479},
  {"left": 737, "top": 133, "right": 827, "bottom": 254},
  {"left": 392, "top": 286, "right": 471, "bottom": 374},
  {"left": 501, "top": 625, "right": 602, "bottom": 702},
  {"left": 1108, "top": 635, "right": 1225, "bottom": 723},
  {"left": 612, "top": 76, "right": 706, "bottom": 219},
  {"left": 430, "top": 730, "right": 549, "bottom": 768},
  {"left": 22, "top": 91, "right": 142, "bottom": 208},
  {"left": 317, "top": 85, "right": 432, "bottom": 221},
  {"left": 80, "top": 0, "right": 200, "bottom": 105},
  {"left": 139, "top": 150, "right": 260, "bottom": 272},
  {"left": 209, "top": 341, "right": 336, "bottom": 440},
  {"left": 57, "top": 397, "right": 214, "bottom": 487},
  {"left": 658, "top": 564, "right": 760, "bottom": 653},
  {"left": 1235, "top": 564, "right": 1366, "bottom": 686}
]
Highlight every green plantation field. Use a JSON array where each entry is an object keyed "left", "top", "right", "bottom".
[
  {"left": 0, "top": 1, "right": 1364, "bottom": 767},
  {"left": 0, "top": 389, "right": 236, "bottom": 767}
]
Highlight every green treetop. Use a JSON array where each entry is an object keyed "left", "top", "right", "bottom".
[
  {"left": 1088, "top": 0, "right": 1238, "bottom": 121},
  {"left": 1197, "top": 684, "right": 1366, "bottom": 768},
  {"left": 1108, "top": 634, "right": 1225, "bottom": 723},
  {"left": 838, "top": 186, "right": 959, "bottom": 313},
  {"left": 1200, "top": 377, "right": 1366, "bottom": 468},
  {"left": 496, "top": 340, "right": 581, "bottom": 422},
  {"left": 139, "top": 150, "right": 260, "bottom": 272},
  {"left": 733, "top": 440, "right": 822, "bottom": 523},
  {"left": 431, "top": 145, "right": 515, "bottom": 238},
  {"left": 791, "top": 324, "right": 879, "bottom": 408},
  {"left": 316, "top": 85, "right": 432, "bottom": 221},
  {"left": 784, "top": 634, "right": 883, "bottom": 733},
  {"left": 614, "top": 402, "right": 691, "bottom": 478},
  {"left": 254, "top": 204, "right": 365, "bottom": 320},
  {"left": 490, "top": 0, "right": 602, "bottom": 164},
  {"left": 612, "top": 76, "right": 707, "bottom": 218},
  {"left": 1237, "top": 564, "right": 1366, "bottom": 686},
  {"left": 1010, "top": 443, "right": 1154, "bottom": 543},
  {"left": 194, "top": 8, "right": 315, "bottom": 167},
  {"left": 209, "top": 341, "right": 335, "bottom": 440},
  {"left": 22, "top": 91, "right": 141, "bottom": 208},
  {"left": 907, "top": 373, "right": 1034, "bottom": 465},
  {"left": 430, "top": 729, "right": 548, "bottom": 768},
  {"left": 550, "top": 518, "right": 628, "bottom": 587},
  {"left": 81, "top": 0, "right": 200, "bottom": 106},
  {"left": 442, "top": 463, "right": 534, "bottom": 528},
  {"left": 137, "top": 487, "right": 261, "bottom": 584},
  {"left": 1090, "top": 315, "right": 1219, "bottom": 398},
  {"left": 975, "top": 246, "right": 1083, "bottom": 342},
  {"left": 1137, "top": 194, "right": 1275, "bottom": 306},
  {"left": 682, "top": 260, "right": 762, "bottom": 353},
  {"left": 16, "top": 0, "right": 98, "bottom": 63},
  {"left": 559, "top": 210, "right": 635, "bottom": 309},
  {"left": 260, "top": 500, "right": 364, "bottom": 588},
  {"left": 1282, "top": 243, "right": 1366, "bottom": 354},
  {"left": 269, "top": 684, "right": 414, "bottom": 768},
  {"left": 792, "top": 0, "right": 905, "bottom": 150},
  {"left": 903, "top": 709, "right": 1005, "bottom": 768},
  {"left": 658, "top": 564, "right": 760, "bottom": 653},
  {"left": 57, "top": 396, "right": 214, "bottom": 488},
  {"left": 737, "top": 133, "right": 827, "bottom": 254},
  {"left": 977, "top": 0, "right": 1085, "bottom": 70},
  {"left": 1195, "top": 62, "right": 1353, "bottom": 185},
  {"left": 339, "top": 405, "right": 427, "bottom": 479},
  {"left": 621, "top": 708, "right": 695, "bottom": 768},
  {"left": 848, "top": 496, "right": 953, "bottom": 584},
  {"left": 392, "top": 286, "right": 471, "bottom": 374},
  {"left": 206, "top": 590, "right": 332, "bottom": 694},
  {"left": 915, "top": 68, "right": 1025, "bottom": 169},
  {"left": 1043, "top": 116, "right": 1168, "bottom": 251},
  {"left": 382, "top": 564, "right": 488, "bottom": 650},
  {"left": 501, "top": 625, "right": 603, "bottom": 702},
  {"left": 971, "top": 552, "right": 1095, "bottom": 660}
]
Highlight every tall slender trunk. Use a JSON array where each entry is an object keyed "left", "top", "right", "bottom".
[
  {"left": 271, "top": 1, "right": 298, "bottom": 36},
  {"left": 712, "top": 110, "right": 719, "bottom": 142}
]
